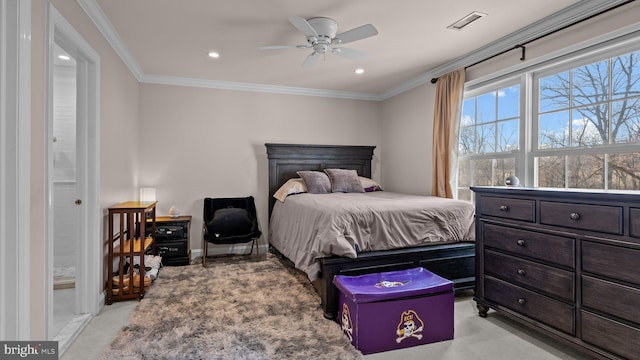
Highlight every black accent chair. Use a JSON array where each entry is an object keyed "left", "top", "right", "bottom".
[{"left": 202, "top": 196, "right": 261, "bottom": 266}]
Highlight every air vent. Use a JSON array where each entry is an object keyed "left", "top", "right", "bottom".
[{"left": 447, "top": 11, "right": 487, "bottom": 31}]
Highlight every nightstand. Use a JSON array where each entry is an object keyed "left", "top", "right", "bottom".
[{"left": 149, "top": 215, "right": 192, "bottom": 266}]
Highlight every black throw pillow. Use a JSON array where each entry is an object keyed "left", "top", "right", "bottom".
[{"left": 207, "top": 207, "right": 253, "bottom": 237}]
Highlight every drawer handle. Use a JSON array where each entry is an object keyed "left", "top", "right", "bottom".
[
  {"left": 517, "top": 269, "right": 526, "bottom": 275},
  {"left": 570, "top": 212, "right": 581, "bottom": 221},
  {"left": 518, "top": 298, "right": 526, "bottom": 305},
  {"left": 499, "top": 205, "right": 509, "bottom": 212},
  {"left": 516, "top": 239, "right": 525, "bottom": 246}
]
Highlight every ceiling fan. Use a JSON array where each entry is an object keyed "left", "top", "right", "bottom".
[{"left": 259, "top": 16, "right": 378, "bottom": 68}]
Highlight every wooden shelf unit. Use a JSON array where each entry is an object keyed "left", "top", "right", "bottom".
[{"left": 107, "top": 201, "right": 157, "bottom": 304}]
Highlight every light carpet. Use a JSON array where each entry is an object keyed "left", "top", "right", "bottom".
[{"left": 100, "top": 254, "right": 362, "bottom": 360}]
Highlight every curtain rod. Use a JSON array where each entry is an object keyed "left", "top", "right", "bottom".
[{"left": 430, "top": 0, "right": 635, "bottom": 84}]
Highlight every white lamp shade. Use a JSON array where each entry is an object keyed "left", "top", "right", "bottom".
[{"left": 140, "top": 187, "right": 157, "bottom": 202}]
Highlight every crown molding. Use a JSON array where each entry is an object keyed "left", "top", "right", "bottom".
[
  {"left": 77, "top": 0, "right": 144, "bottom": 80},
  {"left": 78, "top": 0, "right": 630, "bottom": 102},
  {"left": 140, "top": 74, "right": 383, "bottom": 101},
  {"left": 76, "top": 0, "right": 380, "bottom": 101}
]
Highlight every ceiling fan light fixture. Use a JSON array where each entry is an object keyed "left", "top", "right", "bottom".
[
  {"left": 354, "top": 68, "right": 364, "bottom": 74},
  {"left": 447, "top": 11, "right": 487, "bottom": 31},
  {"left": 260, "top": 16, "right": 378, "bottom": 68},
  {"left": 207, "top": 51, "right": 220, "bottom": 58}
]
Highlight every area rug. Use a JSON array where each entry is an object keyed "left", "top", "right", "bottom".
[{"left": 100, "top": 254, "right": 363, "bottom": 359}]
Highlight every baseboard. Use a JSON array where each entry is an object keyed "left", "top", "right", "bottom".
[{"left": 54, "top": 313, "right": 93, "bottom": 356}]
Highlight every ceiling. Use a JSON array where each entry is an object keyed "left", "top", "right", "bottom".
[{"left": 82, "top": 0, "right": 620, "bottom": 100}]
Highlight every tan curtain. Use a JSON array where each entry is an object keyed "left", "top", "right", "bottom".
[{"left": 432, "top": 68, "right": 465, "bottom": 198}]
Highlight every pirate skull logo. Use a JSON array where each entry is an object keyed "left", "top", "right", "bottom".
[
  {"left": 341, "top": 303, "right": 353, "bottom": 342},
  {"left": 396, "top": 310, "right": 424, "bottom": 343}
]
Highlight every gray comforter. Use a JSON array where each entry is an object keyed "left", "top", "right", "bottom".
[{"left": 269, "top": 192, "right": 475, "bottom": 281}]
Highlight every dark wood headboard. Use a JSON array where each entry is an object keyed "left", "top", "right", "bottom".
[{"left": 265, "top": 143, "right": 376, "bottom": 216}]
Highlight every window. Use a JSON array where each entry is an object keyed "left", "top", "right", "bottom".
[
  {"left": 534, "top": 50, "right": 640, "bottom": 190},
  {"left": 457, "top": 84, "right": 521, "bottom": 201},
  {"left": 456, "top": 45, "right": 640, "bottom": 198}
]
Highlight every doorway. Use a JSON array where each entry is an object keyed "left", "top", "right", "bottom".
[
  {"left": 46, "top": 5, "right": 100, "bottom": 353},
  {"left": 51, "top": 41, "right": 80, "bottom": 338}
]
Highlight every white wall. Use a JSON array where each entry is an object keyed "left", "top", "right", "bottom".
[
  {"left": 138, "top": 84, "right": 382, "bottom": 254},
  {"left": 380, "top": 84, "right": 435, "bottom": 195}
]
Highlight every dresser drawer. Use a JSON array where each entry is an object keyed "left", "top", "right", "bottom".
[
  {"left": 540, "top": 201, "right": 622, "bottom": 235},
  {"left": 485, "top": 250, "right": 574, "bottom": 302},
  {"left": 582, "top": 275, "right": 640, "bottom": 324},
  {"left": 631, "top": 208, "right": 640, "bottom": 238},
  {"left": 582, "top": 311, "right": 640, "bottom": 360},
  {"left": 582, "top": 241, "right": 640, "bottom": 285},
  {"left": 484, "top": 277, "right": 575, "bottom": 334},
  {"left": 480, "top": 196, "right": 535, "bottom": 222},
  {"left": 482, "top": 223, "right": 575, "bottom": 268}
]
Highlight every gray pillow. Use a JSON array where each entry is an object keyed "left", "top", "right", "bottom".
[
  {"left": 324, "top": 168, "right": 364, "bottom": 193},
  {"left": 297, "top": 171, "right": 331, "bottom": 194}
]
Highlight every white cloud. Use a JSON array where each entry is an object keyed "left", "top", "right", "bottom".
[{"left": 461, "top": 115, "right": 474, "bottom": 126}]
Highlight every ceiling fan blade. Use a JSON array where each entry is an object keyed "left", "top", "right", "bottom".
[
  {"left": 259, "top": 45, "right": 309, "bottom": 50},
  {"left": 332, "top": 47, "right": 369, "bottom": 61},
  {"left": 289, "top": 16, "right": 318, "bottom": 38},
  {"left": 302, "top": 52, "right": 320, "bottom": 68},
  {"left": 334, "top": 24, "right": 378, "bottom": 44}
]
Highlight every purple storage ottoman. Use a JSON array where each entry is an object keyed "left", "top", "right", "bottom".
[{"left": 333, "top": 267, "right": 454, "bottom": 354}]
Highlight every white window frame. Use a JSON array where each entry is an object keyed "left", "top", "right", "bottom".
[
  {"left": 457, "top": 77, "right": 524, "bottom": 199},
  {"left": 458, "top": 30, "right": 640, "bottom": 194},
  {"left": 530, "top": 43, "right": 640, "bottom": 189}
]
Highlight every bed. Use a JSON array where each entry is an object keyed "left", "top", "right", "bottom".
[{"left": 266, "top": 143, "right": 475, "bottom": 319}]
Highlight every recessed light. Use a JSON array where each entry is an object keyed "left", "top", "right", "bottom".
[
  {"left": 355, "top": 68, "right": 364, "bottom": 74},
  {"left": 58, "top": 54, "right": 70, "bottom": 60},
  {"left": 207, "top": 51, "right": 220, "bottom": 58}
]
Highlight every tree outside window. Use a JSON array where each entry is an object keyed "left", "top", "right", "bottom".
[{"left": 536, "top": 50, "right": 640, "bottom": 190}]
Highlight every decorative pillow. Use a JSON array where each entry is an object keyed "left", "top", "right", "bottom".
[
  {"left": 359, "top": 176, "right": 383, "bottom": 192},
  {"left": 324, "top": 168, "right": 364, "bottom": 193},
  {"left": 297, "top": 171, "right": 332, "bottom": 194},
  {"left": 207, "top": 207, "right": 253, "bottom": 237},
  {"left": 273, "top": 178, "right": 307, "bottom": 202}
]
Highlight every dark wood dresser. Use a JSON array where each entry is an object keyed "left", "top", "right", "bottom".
[{"left": 471, "top": 186, "right": 640, "bottom": 360}]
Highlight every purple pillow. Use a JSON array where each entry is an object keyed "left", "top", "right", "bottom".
[{"left": 297, "top": 171, "right": 331, "bottom": 194}]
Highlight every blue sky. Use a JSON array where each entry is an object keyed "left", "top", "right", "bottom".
[{"left": 461, "top": 85, "right": 519, "bottom": 153}]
